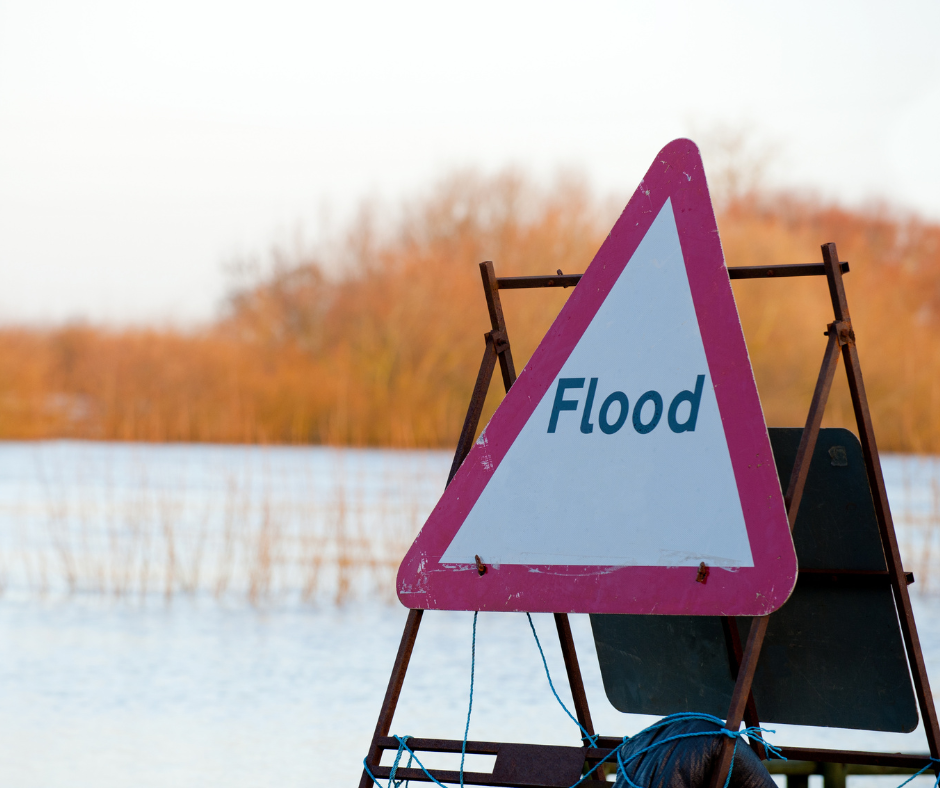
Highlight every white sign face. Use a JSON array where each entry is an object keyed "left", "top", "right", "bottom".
[
  {"left": 397, "top": 138, "right": 796, "bottom": 616},
  {"left": 441, "top": 199, "right": 752, "bottom": 568}
]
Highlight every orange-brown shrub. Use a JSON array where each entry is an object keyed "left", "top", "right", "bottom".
[
  {"left": 724, "top": 195, "right": 940, "bottom": 452},
  {"left": 2, "top": 171, "right": 940, "bottom": 452}
]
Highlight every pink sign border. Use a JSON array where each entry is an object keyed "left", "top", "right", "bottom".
[{"left": 397, "top": 139, "right": 797, "bottom": 616}]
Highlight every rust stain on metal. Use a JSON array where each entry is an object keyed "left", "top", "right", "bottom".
[
  {"left": 696, "top": 562, "right": 710, "bottom": 584},
  {"left": 475, "top": 555, "right": 487, "bottom": 576}
]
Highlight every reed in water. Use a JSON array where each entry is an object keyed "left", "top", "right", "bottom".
[
  {"left": 0, "top": 445, "right": 443, "bottom": 605},
  {"left": 0, "top": 444, "right": 935, "bottom": 605}
]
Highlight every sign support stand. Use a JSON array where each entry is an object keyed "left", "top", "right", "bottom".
[
  {"left": 358, "top": 246, "right": 940, "bottom": 788},
  {"left": 710, "top": 244, "right": 940, "bottom": 788}
]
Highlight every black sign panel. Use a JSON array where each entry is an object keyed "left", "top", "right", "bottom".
[{"left": 591, "top": 428, "right": 918, "bottom": 732}]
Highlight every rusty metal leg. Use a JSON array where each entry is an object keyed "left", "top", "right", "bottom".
[
  {"left": 554, "top": 614, "right": 606, "bottom": 776},
  {"left": 553, "top": 614, "right": 596, "bottom": 741},
  {"left": 822, "top": 242, "right": 940, "bottom": 761},
  {"left": 449, "top": 259, "right": 521, "bottom": 488},
  {"left": 362, "top": 267, "right": 511, "bottom": 786},
  {"left": 482, "top": 260, "right": 600, "bottom": 769},
  {"left": 784, "top": 329, "right": 841, "bottom": 527},
  {"left": 447, "top": 335, "right": 498, "bottom": 486},
  {"left": 448, "top": 256, "right": 527, "bottom": 485},
  {"left": 709, "top": 616, "right": 771, "bottom": 788},
  {"left": 480, "top": 261, "right": 517, "bottom": 391},
  {"left": 359, "top": 609, "right": 424, "bottom": 788},
  {"left": 720, "top": 617, "right": 765, "bottom": 759},
  {"left": 712, "top": 317, "right": 842, "bottom": 784}
]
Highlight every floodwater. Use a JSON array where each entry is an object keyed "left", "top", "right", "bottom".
[{"left": 2, "top": 442, "right": 940, "bottom": 787}]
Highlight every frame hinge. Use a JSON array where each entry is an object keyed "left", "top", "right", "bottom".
[
  {"left": 486, "top": 329, "right": 510, "bottom": 354},
  {"left": 824, "top": 319, "right": 856, "bottom": 346}
]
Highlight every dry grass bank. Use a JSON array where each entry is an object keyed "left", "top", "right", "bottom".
[{"left": 2, "top": 172, "right": 940, "bottom": 452}]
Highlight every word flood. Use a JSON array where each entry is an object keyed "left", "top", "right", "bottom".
[{"left": 547, "top": 375, "right": 706, "bottom": 435}]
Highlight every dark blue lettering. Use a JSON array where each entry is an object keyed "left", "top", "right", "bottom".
[
  {"left": 632, "top": 390, "right": 663, "bottom": 434},
  {"left": 668, "top": 375, "right": 705, "bottom": 433},
  {"left": 548, "top": 378, "right": 585, "bottom": 433},
  {"left": 580, "top": 378, "right": 598, "bottom": 434},
  {"left": 599, "top": 392, "right": 629, "bottom": 434}
]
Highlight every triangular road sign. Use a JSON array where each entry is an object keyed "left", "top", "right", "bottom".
[{"left": 398, "top": 139, "right": 797, "bottom": 616}]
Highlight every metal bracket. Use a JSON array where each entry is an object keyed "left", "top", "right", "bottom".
[
  {"left": 487, "top": 329, "right": 510, "bottom": 355},
  {"left": 824, "top": 320, "right": 856, "bottom": 347}
]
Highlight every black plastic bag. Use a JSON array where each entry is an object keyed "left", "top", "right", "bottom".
[{"left": 611, "top": 716, "right": 777, "bottom": 788}]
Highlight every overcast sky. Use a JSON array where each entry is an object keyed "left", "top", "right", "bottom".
[{"left": 1, "top": 0, "right": 938, "bottom": 325}]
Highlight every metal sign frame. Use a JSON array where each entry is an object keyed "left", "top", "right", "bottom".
[{"left": 358, "top": 244, "right": 940, "bottom": 788}]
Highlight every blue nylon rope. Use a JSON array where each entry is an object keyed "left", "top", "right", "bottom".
[
  {"left": 896, "top": 759, "right": 940, "bottom": 788},
  {"left": 367, "top": 613, "right": 938, "bottom": 788},
  {"left": 387, "top": 734, "right": 414, "bottom": 788},
  {"left": 364, "top": 717, "right": 783, "bottom": 788},
  {"left": 363, "top": 738, "right": 449, "bottom": 788},
  {"left": 364, "top": 617, "right": 785, "bottom": 788},
  {"left": 460, "top": 611, "right": 478, "bottom": 788},
  {"left": 525, "top": 613, "right": 599, "bottom": 747},
  {"left": 561, "top": 712, "right": 784, "bottom": 788},
  {"left": 363, "top": 611, "right": 479, "bottom": 788}
]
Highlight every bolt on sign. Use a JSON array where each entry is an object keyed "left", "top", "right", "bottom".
[{"left": 397, "top": 139, "right": 798, "bottom": 616}]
